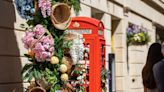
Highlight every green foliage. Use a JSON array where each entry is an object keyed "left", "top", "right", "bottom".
[
  {"left": 127, "top": 32, "right": 150, "bottom": 45},
  {"left": 101, "top": 67, "right": 108, "bottom": 83},
  {"left": 22, "top": 54, "right": 42, "bottom": 82},
  {"left": 101, "top": 67, "right": 108, "bottom": 92},
  {"left": 69, "top": 0, "right": 81, "bottom": 15},
  {"left": 27, "top": 11, "right": 52, "bottom": 27},
  {"left": 22, "top": 63, "right": 42, "bottom": 82},
  {"left": 41, "top": 68, "right": 63, "bottom": 91},
  {"left": 52, "top": 0, "right": 81, "bottom": 14},
  {"left": 23, "top": 54, "right": 63, "bottom": 91}
]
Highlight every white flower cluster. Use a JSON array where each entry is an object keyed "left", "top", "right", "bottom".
[
  {"left": 69, "top": 32, "right": 85, "bottom": 64},
  {"left": 133, "top": 34, "right": 141, "bottom": 41}
]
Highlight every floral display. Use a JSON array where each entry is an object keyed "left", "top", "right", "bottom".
[
  {"left": 101, "top": 66, "right": 108, "bottom": 92},
  {"left": 127, "top": 23, "right": 150, "bottom": 45},
  {"left": 15, "top": 0, "right": 108, "bottom": 91},
  {"left": 15, "top": 0, "right": 81, "bottom": 91},
  {"left": 70, "top": 64, "right": 87, "bottom": 91},
  {"left": 15, "top": 0, "right": 35, "bottom": 20}
]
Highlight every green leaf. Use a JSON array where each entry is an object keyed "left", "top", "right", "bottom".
[
  {"left": 23, "top": 72, "right": 30, "bottom": 80},
  {"left": 28, "top": 71, "right": 34, "bottom": 82},
  {"left": 22, "top": 67, "right": 33, "bottom": 81},
  {"left": 37, "top": 70, "right": 42, "bottom": 79},
  {"left": 70, "top": 0, "right": 81, "bottom": 15},
  {"left": 33, "top": 68, "right": 38, "bottom": 78},
  {"left": 43, "top": 19, "right": 49, "bottom": 25},
  {"left": 27, "top": 20, "right": 34, "bottom": 26},
  {"left": 24, "top": 54, "right": 31, "bottom": 58},
  {"left": 52, "top": 0, "right": 57, "bottom": 5},
  {"left": 28, "top": 58, "right": 34, "bottom": 62},
  {"left": 54, "top": 84, "right": 61, "bottom": 91},
  {"left": 21, "top": 64, "right": 33, "bottom": 74}
]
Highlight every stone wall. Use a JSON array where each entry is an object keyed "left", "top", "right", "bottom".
[{"left": 0, "top": 0, "right": 29, "bottom": 91}]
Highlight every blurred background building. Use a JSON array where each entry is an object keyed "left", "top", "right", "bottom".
[
  {"left": 0, "top": 0, "right": 164, "bottom": 92},
  {"left": 72, "top": 0, "right": 164, "bottom": 92}
]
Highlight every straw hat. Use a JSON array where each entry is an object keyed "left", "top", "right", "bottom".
[{"left": 51, "top": 3, "right": 71, "bottom": 30}]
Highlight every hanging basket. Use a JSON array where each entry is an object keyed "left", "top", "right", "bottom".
[
  {"left": 51, "top": 3, "right": 71, "bottom": 30},
  {"left": 29, "top": 87, "right": 46, "bottom": 92}
]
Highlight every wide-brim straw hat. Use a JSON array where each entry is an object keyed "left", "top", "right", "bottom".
[{"left": 51, "top": 3, "right": 71, "bottom": 30}]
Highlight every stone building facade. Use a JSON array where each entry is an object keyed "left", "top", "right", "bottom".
[
  {"left": 0, "top": 0, "right": 164, "bottom": 92},
  {"left": 71, "top": 0, "right": 164, "bottom": 92}
]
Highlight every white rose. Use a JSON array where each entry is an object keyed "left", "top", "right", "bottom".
[
  {"left": 60, "top": 64, "right": 68, "bottom": 73},
  {"left": 50, "top": 56, "right": 59, "bottom": 64},
  {"left": 61, "top": 73, "right": 68, "bottom": 81}
]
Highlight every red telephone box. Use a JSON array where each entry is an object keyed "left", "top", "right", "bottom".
[{"left": 68, "top": 17, "right": 106, "bottom": 92}]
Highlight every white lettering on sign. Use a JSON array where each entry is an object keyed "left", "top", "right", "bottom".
[{"left": 66, "top": 29, "right": 92, "bottom": 34}]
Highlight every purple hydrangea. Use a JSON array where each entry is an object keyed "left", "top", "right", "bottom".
[
  {"left": 127, "top": 24, "right": 148, "bottom": 36},
  {"left": 127, "top": 27, "right": 133, "bottom": 36}
]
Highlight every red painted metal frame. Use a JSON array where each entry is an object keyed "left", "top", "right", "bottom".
[{"left": 68, "top": 17, "right": 106, "bottom": 92}]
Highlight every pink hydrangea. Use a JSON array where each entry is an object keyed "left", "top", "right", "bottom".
[
  {"left": 33, "top": 43, "right": 45, "bottom": 53},
  {"left": 22, "top": 24, "right": 54, "bottom": 62},
  {"left": 33, "top": 24, "right": 46, "bottom": 38},
  {"left": 33, "top": 45, "right": 53, "bottom": 62},
  {"left": 41, "top": 36, "right": 54, "bottom": 45},
  {"left": 22, "top": 31, "right": 35, "bottom": 49},
  {"left": 38, "top": 0, "right": 52, "bottom": 18},
  {"left": 33, "top": 36, "right": 54, "bottom": 62}
]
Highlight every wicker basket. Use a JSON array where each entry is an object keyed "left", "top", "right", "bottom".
[
  {"left": 29, "top": 87, "right": 46, "bottom": 92},
  {"left": 51, "top": 3, "right": 71, "bottom": 30}
]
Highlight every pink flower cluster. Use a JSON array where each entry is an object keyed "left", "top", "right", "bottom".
[
  {"left": 22, "top": 24, "right": 54, "bottom": 62},
  {"left": 39, "top": 0, "right": 52, "bottom": 18}
]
